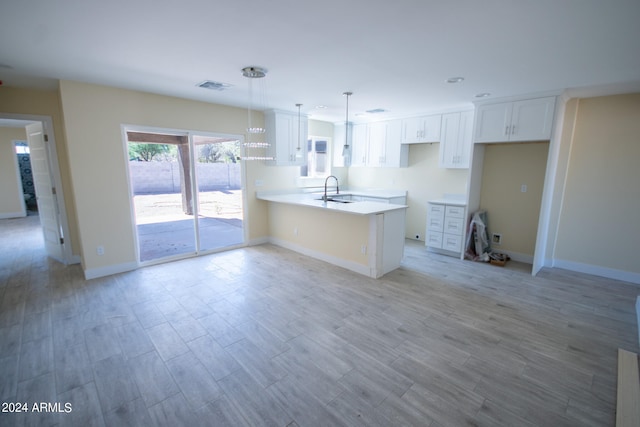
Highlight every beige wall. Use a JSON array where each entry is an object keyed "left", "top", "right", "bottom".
[
  {"left": 554, "top": 93, "right": 640, "bottom": 273},
  {"left": 268, "top": 203, "right": 369, "bottom": 265},
  {"left": 347, "top": 143, "right": 468, "bottom": 240},
  {"left": 479, "top": 142, "right": 549, "bottom": 257},
  {"left": 0, "top": 127, "right": 27, "bottom": 217},
  {"left": 59, "top": 80, "right": 272, "bottom": 273},
  {"left": 0, "top": 87, "right": 80, "bottom": 255}
]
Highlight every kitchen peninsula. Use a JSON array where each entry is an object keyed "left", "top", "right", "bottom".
[{"left": 256, "top": 190, "right": 407, "bottom": 278}]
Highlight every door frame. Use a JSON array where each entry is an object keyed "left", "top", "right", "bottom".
[
  {"left": 0, "top": 112, "right": 74, "bottom": 264},
  {"left": 121, "top": 124, "right": 248, "bottom": 266}
]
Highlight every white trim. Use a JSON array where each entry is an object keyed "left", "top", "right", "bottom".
[
  {"left": 533, "top": 95, "right": 569, "bottom": 275},
  {"left": 84, "top": 261, "right": 138, "bottom": 280},
  {"left": 267, "top": 237, "right": 373, "bottom": 278},
  {"left": 0, "top": 212, "right": 27, "bottom": 219},
  {"left": 553, "top": 259, "right": 640, "bottom": 285}
]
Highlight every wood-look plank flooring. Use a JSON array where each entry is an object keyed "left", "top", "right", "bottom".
[{"left": 1, "top": 214, "right": 638, "bottom": 426}]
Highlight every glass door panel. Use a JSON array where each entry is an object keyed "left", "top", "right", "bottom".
[
  {"left": 128, "top": 137, "right": 197, "bottom": 262},
  {"left": 192, "top": 135, "right": 244, "bottom": 253}
]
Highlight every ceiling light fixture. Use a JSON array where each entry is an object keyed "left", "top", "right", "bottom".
[
  {"left": 295, "top": 103, "right": 303, "bottom": 159},
  {"left": 475, "top": 92, "right": 491, "bottom": 98},
  {"left": 241, "top": 66, "right": 272, "bottom": 160},
  {"left": 342, "top": 91, "right": 353, "bottom": 160},
  {"left": 446, "top": 77, "right": 465, "bottom": 83},
  {"left": 242, "top": 66, "right": 266, "bottom": 78}
]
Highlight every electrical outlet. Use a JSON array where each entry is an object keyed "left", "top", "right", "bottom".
[
  {"left": 96, "top": 245, "right": 105, "bottom": 255},
  {"left": 293, "top": 227, "right": 298, "bottom": 236},
  {"left": 491, "top": 233, "right": 502, "bottom": 245},
  {"left": 361, "top": 245, "right": 367, "bottom": 254},
  {"left": 521, "top": 184, "right": 527, "bottom": 193},
  {"left": 255, "top": 179, "right": 264, "bottom": 187}
]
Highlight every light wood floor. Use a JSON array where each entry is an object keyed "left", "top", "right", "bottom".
[{"left": 1, "top": 214, "right": 638, "bottom": 426}]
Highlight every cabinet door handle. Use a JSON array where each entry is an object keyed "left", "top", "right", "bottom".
[
  {"left": 511, "top": 125, "right": 516, "bottom": 135},
  {"left": 505, "top": 126, "right": 510, "bottom": 136}
]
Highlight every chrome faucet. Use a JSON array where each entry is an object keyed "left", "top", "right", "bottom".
[{"left": 323, "top": 175, "right": 339, "bottom": 201}]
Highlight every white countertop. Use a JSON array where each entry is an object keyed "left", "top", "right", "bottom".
[
  {"left": 343, "top": 188, "right": 407, "bottom": 199},
  {"left": 256, "top": 192, "right": 408, "bottom": 216},
  {"left": 429, "top": 199, "right": 467, "bottom": 206}
]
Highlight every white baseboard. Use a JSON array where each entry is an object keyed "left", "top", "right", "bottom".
[
  {"left": 84, "top": 261, "right": 138, "bottom": 280},
  {"left": 553, "top": 259, "right": 640, "bottom": 285},
  {"left": 0, "top": 211, "right": 27, "bottom": 219},
  {"left": 268, "top": 237, "right": 372, "bottom": 278}
]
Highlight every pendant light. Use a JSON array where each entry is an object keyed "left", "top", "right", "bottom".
[
  {"left": 295, "top": 103, "right": 303, "bottom": 159},
  {"left": 342, "top": 91, "right": 353, "bottom": 158},
  {"left": 241, "top": 66, "right": 272, "bottom": 160}
]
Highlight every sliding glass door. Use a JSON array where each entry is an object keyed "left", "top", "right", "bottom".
[
  {"left": 127, "top": 129, "right": 244, "bottom": 263},
  {"left": 192, "top": 135, "right": 244, "bottom": 253}
]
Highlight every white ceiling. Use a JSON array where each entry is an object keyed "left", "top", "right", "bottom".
[{"left": 1, "top": 0, "right": 639, "bottom": 123}]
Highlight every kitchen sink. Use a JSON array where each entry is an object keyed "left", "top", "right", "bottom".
[{"left": 315, "top": 197, "right": 353, "bottom": 203}]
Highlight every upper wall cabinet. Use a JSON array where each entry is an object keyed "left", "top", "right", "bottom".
[
  {"left": 401, "top": 114, "right": 441, "bottom": 144},
  {"left": 265, "top": 109, "right": 308, "bottom": 166},
  {"left": 439, "top": 110, "right": 474, "bottom": 169},
  {"left": 474, "top": 97, "right": 556, "bottom": 143},
  {"left": 349, "top": 120, "right": 407, "bottom": 168},
  {"left": 370, "top": 120, "right": 407, "bottom": 168},
  {"left": 350, "top": 123, "right": 369, "bottom": 167}
]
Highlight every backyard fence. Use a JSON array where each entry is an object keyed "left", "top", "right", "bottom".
[{"left": 129, "top": 161, "right": 241, "bottom": 194}]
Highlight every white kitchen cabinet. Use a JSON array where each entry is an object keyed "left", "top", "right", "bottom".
[
  {"left": 368, "top": 120, "right": 407, "bottom": 168},
  {"left": 265, "top": 109, "right": 308, "bottom": 166},
  {"left": 381, "top": 120, "right": 407, "bottom": 168},
  {"left": 350, "top": 123, "right": 369, "bottom": 167},
  {"left": 367, "top": 121, "right": 386, "bottom": 167},
  {"left": 474, "top": 97, "right": 556, "bottom": 143},
  {"left": 426, "top": 202, "right": 466, "bottom": 257},
  {"left": 439, "top": 110, "right": 473, "bottom": 169},
  {"left": 351, "top": 120, "right": 407, "bottom": 168},
  {"left": 401, "top": 114, "right": 441, "bottom": 144}
]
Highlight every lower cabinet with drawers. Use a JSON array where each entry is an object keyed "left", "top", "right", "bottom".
[{"left": 426, "top": 201, "right": 467, "bottom": 257}]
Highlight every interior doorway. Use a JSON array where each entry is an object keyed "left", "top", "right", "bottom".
[
  {"left": 0, "top": 114, "right": 72, "bottom": 264},
  {"left": 125, "top": 128, "right": 244, "bottom": 263}
]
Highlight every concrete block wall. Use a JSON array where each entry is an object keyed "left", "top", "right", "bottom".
[{"left": 129, "top": 161, "right": 241, "bottom": 194}]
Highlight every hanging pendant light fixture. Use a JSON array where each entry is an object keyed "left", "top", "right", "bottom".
[
  {"left": 342, "top": 91, "right": 353, "bottom": 159},
  {"left": 295, "top": 103, "right": 303, "bottom": 159},
  {"left": 240, "top": 66, "right": 272, "bottom": 160}
]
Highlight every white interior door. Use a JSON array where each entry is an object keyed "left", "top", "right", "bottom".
[{"left": 26, "top": 122, "right": 64, "bottom": 262}]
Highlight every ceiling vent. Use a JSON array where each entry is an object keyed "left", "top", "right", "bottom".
[
  {"left": 197, "top": 80, "right": 233, "bottom": 91},
  {"left": 365, "top": 108, "right": 387, "bottom": 114}
]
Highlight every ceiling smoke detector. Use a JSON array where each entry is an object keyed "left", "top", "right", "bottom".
[{"left": 197, "top": 80, "right": 233, "bottom": 91}]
